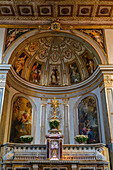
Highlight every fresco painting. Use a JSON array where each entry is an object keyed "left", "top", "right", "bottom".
[
  {"left": 30, "top": 62, "right": 42, "bottom": 84},
  {"left": 82, "top": 52, "right": 95, "bottom": 76},
  {"left": 79, "top": 29, "right": 106, "bottom": 53},
  {"left": 49, "top": 66, "right": 60, "bottom": 85},
  {"left": 4, "top": 28, "right": 34, "bottom": 52},
  {"left": 78, "top": 96, "right": 99, "bottom": 143},
  {"left": 10, "top": 97, "right": 32, "bottom": 143},
  {"left": 69, "top": 62, "right": 81, "bottom": 84},
  {"left": 13, "top": 53, "right": 28, "bottom": 77}
]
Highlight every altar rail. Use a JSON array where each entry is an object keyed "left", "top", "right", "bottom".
[
  {"left": 1, "top": 143, "right": 106, "bottom": 162},
  {"left": 62, "top": 143, "right": 106, "bottom": 161},
  {"left": 1, "top": 143, "right": 47, "bottom": 161}
]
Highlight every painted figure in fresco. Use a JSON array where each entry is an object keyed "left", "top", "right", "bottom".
[
  {"left": 69, "top": 63, "right": 81, "bottom": 84},
  {"left": 84, "top": 55, "right": 94, "bottom": 75},
  {"left": 50, "top": 66, "right": 59, "bottom": 85},
  {"left": 80, "top": 29, "right": 104, "bottom": 48},
  {"left": 88, "top": 59, "right": 94, "bottom": 74},
  {"left": 14, "top": 53, "right": 28, "bottom": 76},
  {"left": 30, "top": 62, "right": 41, "bottom": 84},
  {"left": 89, "top": 30, "right": 104, "bottom": 48},
  {"left": 5, "top": 28, "right": 30, "bottom": 49}
]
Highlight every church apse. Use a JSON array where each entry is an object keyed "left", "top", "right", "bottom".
[
  {"left": 10, "top": 96, "right": 32, "bottom": 143},
  {"left": 11, "top": 34, "right": 99, "bottom": 87}
]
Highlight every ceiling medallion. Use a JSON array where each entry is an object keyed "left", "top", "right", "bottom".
[{"left": 50, "top": 19, "right": 61, "bottom": 31}]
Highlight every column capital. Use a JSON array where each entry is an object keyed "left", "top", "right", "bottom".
[
  {"left": 63, "top": 98, "right": 69, "bottom": 105},
  {"left": 41, "top": 98, "right": 47, "bottom": 105},
  {"left": 98, "top": 65, "right": 113, "bottom": 88}
]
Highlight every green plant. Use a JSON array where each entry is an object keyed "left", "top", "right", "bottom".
[
  {"left": 20, "top": 135, "right": 33, "bottom": 143},
  {"left": 74, "top": 135, "right": 88, "bottom": 143},
  {"left": 49, "top": 119, "right": 60, "bottom": 129}
]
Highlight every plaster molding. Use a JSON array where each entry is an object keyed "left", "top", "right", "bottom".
[
  {"left": 1, "top": 20, "right": 113, "bottom": 26},
  {"left": 7, "top": 65, "right": 103, "bottom": 98}
]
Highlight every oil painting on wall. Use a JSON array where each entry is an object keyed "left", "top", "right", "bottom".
[
  {"left": 10, "top": 97, "right": 32, "bottom": 143},
  {"left": 29, "top": 62, "right": 42, "bottom": 84},
  {"left": 78, "top": 96, "right": 99, "bottom": 143},
  {"left": 68, "top": 62, "right": 81, "bottom": 85}
]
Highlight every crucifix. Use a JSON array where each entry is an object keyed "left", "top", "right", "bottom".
[{"left": 48, "top": 97, "right": 61, "bottom": 120}]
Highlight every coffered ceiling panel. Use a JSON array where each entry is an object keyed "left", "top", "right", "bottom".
[
  {"left": 0, "top": 4, "right": 14, "bottom": 16},
  {"left": 58, "top": 5, "right": 73, "bottom": 17},
  {"left": 77, "top": 5, "right": 93, "bottom": 17},
  {"left": 0, "top": 0, "right": 113, "bottom": 25},
  {"left": 17, "top": 5, "right": 34, "bottom": 16},
  {"left": 38, "top": 5, "right": 53, "bottom": 17}
]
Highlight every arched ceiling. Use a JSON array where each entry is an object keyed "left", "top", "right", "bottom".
[{"left": 8, "top": 31, "right": 102, "bottom": 87}]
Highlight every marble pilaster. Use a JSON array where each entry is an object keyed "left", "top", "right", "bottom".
[
  {"left": 99, "top": 65, "right": 113, "bottom": 149},
  {"left": 63, "top": 98, "right": 70, "bottom": 144},
  {"left": 0, "top": 64, "right": 11, "bottom": 144},
  {"left": 40, "top": 98, "right": 47, "bottom": 144}
]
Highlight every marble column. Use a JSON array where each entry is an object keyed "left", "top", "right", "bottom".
[
  {"left": 40, "top": 98, "right": 47, "bottom": 144},
  {"left": 0, "top": 64, "right": 11, "bottom": 144},
  {"left": 63, "top": 98, "right": 70, "bottom": 144}
]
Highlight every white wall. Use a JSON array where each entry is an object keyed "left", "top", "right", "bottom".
[{"left": 105, "top": 29, "right": 113, "bottom": 64}]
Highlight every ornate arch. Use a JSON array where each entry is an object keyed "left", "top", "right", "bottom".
[
  {"left": 3, "top": 30, "right": 107, "bottom": 65},
  {"left": 74, "top": 93, "right": 101, "bottom": 143},
  {"left": 2, "top": 30, "right": 108, "bottom": 88},
  {"left": 8, "top": 93, "right": 36, "bottom": 143}
]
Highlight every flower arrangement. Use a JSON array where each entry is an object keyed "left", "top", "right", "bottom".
[
  {"left": 49, "top": 119, "right": 60, "bottom": 130},
  {"left": 74, "top": 135, "right": 88, "bottom": 144},
  {"left": 20, "top": 135, "right": 33, "bottom": 143}
]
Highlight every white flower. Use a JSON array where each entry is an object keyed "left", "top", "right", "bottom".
[{"left": 20, "top": 135, "right": 33, "bottom": 139}]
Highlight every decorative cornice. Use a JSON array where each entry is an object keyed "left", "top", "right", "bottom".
[
  {"left": 7, "top": 66, "right": 103, "bottom": 98},
  {"left": 1, "top": 20, "right": 113, "bottom": 28},
  {"left": 0, "top": 64, "right": 11, "bottom": 73}
]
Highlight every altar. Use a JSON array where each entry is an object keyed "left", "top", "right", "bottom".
[{"left": 0, "top": 98, "right": 109, "bottom": 170}]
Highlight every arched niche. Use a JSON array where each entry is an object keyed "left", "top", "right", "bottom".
[
  {"left": 2, "top": 30, "right": 107, "bottom": 87},
  {"left": 74, "top": 94, "right": 101, "bottom": 143},
  {"left": 9, "top": 94, "right": 36, "bottom": 143}
]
